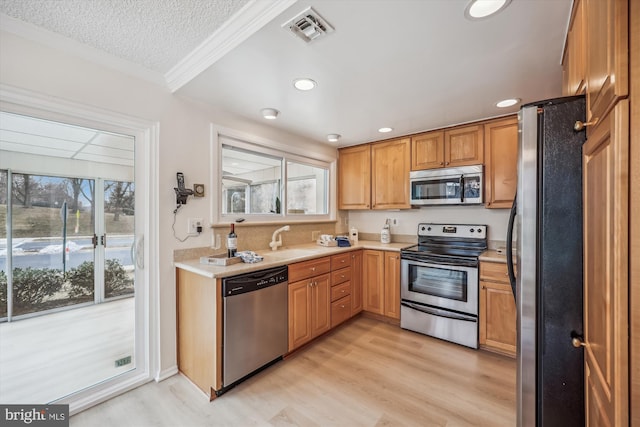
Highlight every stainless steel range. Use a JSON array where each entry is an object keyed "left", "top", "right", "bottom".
[{"left": 400, "top": 223, "right": 487, "bottom": 348}]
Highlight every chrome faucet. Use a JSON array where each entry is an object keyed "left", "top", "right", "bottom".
[{"left": 269, "top": 225, "right": 290, "bottom": 251}]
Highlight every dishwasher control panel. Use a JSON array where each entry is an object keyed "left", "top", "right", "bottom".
[{"left": 222, "top": 266, "right": 288, "bottom": 297}]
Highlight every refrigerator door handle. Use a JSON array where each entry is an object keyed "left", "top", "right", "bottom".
[{"left": 506, "top": 194, "right": 517, "bottom": 301}]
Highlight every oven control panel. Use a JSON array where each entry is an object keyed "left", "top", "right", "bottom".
[{"left": 417, "top": 223, "right": 487, "bottom": 239}]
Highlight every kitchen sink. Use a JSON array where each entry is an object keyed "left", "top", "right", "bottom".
[{"left": 261, "top": 248, "right": 322, "bottom": 261}]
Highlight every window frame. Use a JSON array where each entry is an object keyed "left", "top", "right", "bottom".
[{"left": 211, "top": 125, "right": 336, "bottom": 225}]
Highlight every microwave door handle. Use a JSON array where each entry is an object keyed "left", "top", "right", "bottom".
[{"left": 459, "top": 175, "right": 465, "bottom": 203}]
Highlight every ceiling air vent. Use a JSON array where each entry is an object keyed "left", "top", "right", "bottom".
[{"left": 282, "top": 7, "right": 334, "bottom": 43}]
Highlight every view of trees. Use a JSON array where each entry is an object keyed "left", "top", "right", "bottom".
[
  {"left": 0, "top": 173, "right": 134, "bottom": 218},
  {"left": 0, "top": 170, "right": 136, "bottom": 319}
]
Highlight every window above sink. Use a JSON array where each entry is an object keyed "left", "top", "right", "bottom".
[{"left": 212, "top": 127, "right": 336, "bottom": 225}]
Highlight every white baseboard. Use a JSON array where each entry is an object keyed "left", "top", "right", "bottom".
[{"left": 155, "top": 365, "right": 178, "bottom": 382}]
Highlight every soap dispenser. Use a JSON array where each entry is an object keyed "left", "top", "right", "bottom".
[{"left": 380, "top": 219, "right": 391, "bottom": 244}]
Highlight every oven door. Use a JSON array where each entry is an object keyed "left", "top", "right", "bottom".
[
  {"left": 409, "top": 167, "right": 483, "bottom": 205},
  {"left": 401, "top": 258, "right": 478, "bottom": 315}
]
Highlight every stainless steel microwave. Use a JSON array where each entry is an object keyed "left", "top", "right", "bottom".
[{"left": 409, "top": 165, "right": 483, "bottom": 206}]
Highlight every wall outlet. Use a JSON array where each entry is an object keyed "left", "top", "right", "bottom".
[
  {"left": 391, "top": 218, "right": 399, "bottom": 227},
  {"left": 311, "top": 230, "right": 321, "bottom": 241},
  {"left": 188, "top": 218, "right": 203, "bottom": 234}
]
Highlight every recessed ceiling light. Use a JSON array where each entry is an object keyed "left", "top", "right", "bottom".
[
  {"left": 496, "top": 98, "right": 520, "bottom": 108},
  {"left": 261, "top": 108, "right": 279, "bottom": 119},
  {"left": 464, "top": 0, "right": 511, "bottom": 20},
  {"left": 327, "top": 134, "right": 341, "bottom": 142},
  {"left": 378, "top": 127, "right": 393, "bottom": 133},
  {"left": 293, "top": 78, "right": 317, "bottom": 91}
]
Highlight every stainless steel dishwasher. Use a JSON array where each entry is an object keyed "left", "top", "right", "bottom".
[{"left": 222, "top": 265, "right": 288, "bottom": 391}]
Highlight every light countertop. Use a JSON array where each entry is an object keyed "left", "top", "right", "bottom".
[
  {"left": 479, "top": 249, "right": 515, "bottom": 264},
  {"left": 175, "top": 240, "right": 412, "bottom": 279}
]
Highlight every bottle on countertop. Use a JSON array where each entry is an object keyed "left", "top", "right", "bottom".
[
  {"left": 380, "top": 220, "right": 391, "bottom": 244},
  {"left": 349, "top": 226, "right": 358, "bottom": 243},
  {"left": 227, "top": 224, "right": 237, "bottom": 258}
]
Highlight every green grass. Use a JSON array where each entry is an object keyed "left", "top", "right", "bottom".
[{"left": 0, "top": 204, "right": 134, "bottom": 238}]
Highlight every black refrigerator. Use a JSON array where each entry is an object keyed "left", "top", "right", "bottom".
[{"left": 506, "top": 95, "right": 586, "bottom": 426}]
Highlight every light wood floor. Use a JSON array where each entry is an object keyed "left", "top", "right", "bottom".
[
  {"left": 71, "top": 316, "right": 516, "bottom": 426},
  {"left": 0, "top": 298, "right": 135, "bottom": 404}
]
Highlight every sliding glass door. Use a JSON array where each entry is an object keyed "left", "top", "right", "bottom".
[{"left": 0, "top": 111, "right": 139, "bottom": 404}]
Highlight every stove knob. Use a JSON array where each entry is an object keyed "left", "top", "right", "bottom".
[
  {"left": 421, "top": 226, "right": 426, "bottom": 231},
  {"left": 470, "top": 228, "right": 474, "bottom": 233},
  {"left": 427, "top": 227, "right": 431, "bottom": 231},
  {"left": 477, "top": 228, "right": 483, "bottom": 233}
]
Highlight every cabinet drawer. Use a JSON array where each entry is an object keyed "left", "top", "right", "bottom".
[
  {"left": 289, "top": 257, "right": 331, "bottom": 283},
  {"left": 331, "top": 281, "right": 351, "bottom": 302},
  {"left": 331, "top": 295, "right": 352, "bottom": 328},
  {"left": 331, "top": 267, "right": 351, "bottom": 286},
  {"left": 331, "top": 252, "right": 352, "bottom": 270},
  {"left": 480, "top": 261, "right": 511, "bottom": 283}
]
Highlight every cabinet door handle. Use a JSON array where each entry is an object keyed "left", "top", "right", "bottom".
[
  {"left": 574, "top": 119, "right": 598, "bottom": 131},
  {"left": 311, "top": 267, "right": 316, "bottom": 271}
]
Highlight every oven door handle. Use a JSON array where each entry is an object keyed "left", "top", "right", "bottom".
[
  {"left": 459, "top": 175, "right": 465, "bottom": 203},
  {"left": 401, "top": 301, "right": 477, "bottom": 322}
]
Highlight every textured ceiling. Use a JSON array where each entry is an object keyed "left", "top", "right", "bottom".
[
  {"left": 0, "top": 0, "right": 250, "bottom": 73},
  {"left": 0, "top": 0, "right": 574, "bottom": 147}
]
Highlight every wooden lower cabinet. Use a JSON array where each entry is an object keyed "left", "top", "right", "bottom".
[
  {"left": 479, "top": 261, "right": 516, "bottom": 357},
  {"left": 288, "top": 273, "right": 330, "bottom": 352},
  {"left": 176, "top": 268, "right": 222, "bottom": 400},
  {"left": 583, "top": 100, "right": 629, "bottom": 426},
  {"left": 350, "top": 250, "right": 363, "bottom": 316},
  {"left": 288, "top": 257, "right": 331, "bottom": 352},
  {"left": 363, "top": 250, "right": 385, "bottom": 314},
  {"left": 289, "top": 252, "right": 365, "bottom": 352},
  {"left": 384, "top": 252, "right": 401, "bottom": 320},
  {"left": 363, "top": 249, "right": 400, "bottom": 320}
]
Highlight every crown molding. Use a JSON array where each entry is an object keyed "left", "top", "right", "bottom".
[
  {"left": 164, "top": 0, "right": 298, "bottom": 93},
  {"left": 0, "top": 14, "right": 167, "bottom": 87}
]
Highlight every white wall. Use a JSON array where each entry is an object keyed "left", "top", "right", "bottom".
[
  {"left": 0, "top": 30, "right": 336, "bottom": 377},
  {"left": 349, "top": 206, "right": 511, "bottom": 244}
]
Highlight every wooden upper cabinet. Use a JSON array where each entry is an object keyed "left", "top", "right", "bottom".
[
  {"left": 562, "top": 0, "right": 586, "bottom": 96},
  {"left": 371, "top": 137, "right": 411, "bottom": 210},
  {"left": 484, "top": 116, "right": 518, "bottom": 209},
  {"left": 338, "top": 144, "right": 371, "bottom": 209},
  {"left": 411, "top": 124, "right": 483, "bottom": 170},
  {"left": 584, "top": 0, "right": 628, "bottom": 127},
  {"left": 445, "top": 125, "right": 484, "bottom": 166},
  {"left": 411, "top": 130, "right": 444, "bottom": 170}
]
